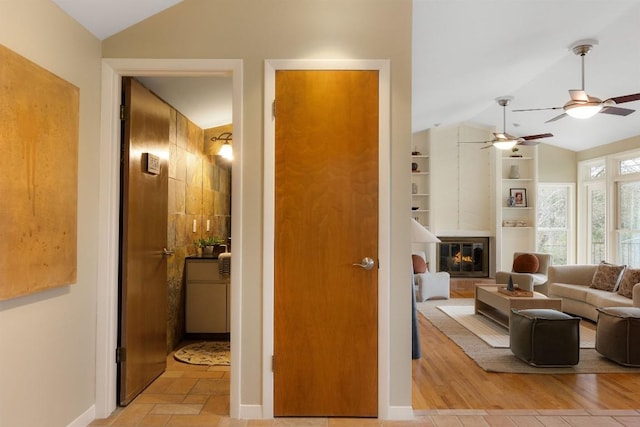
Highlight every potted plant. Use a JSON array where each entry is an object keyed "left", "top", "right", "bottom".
[{"left": 199, "top": 236, "right": 226, "bottom": 255}]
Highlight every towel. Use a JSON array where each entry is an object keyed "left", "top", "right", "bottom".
[{"left": 218, "top": 252, "right": 231, "bottom": 278}]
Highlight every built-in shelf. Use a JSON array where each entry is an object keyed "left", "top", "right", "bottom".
[{"left": 496, "top": 145, "right": 538, "bottom": 271}]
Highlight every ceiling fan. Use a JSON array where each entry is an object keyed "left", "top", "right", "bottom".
[
  {"left": 460, "top": 96, "right": 553, "bottom": 150},
  {"left": 513, "top": 40, "right": 640, "bottom": 123}
]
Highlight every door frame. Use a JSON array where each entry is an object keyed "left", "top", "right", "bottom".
[
  {"left": 95, "top": 58, "right": 243, "bottom": 419},
  {"left": 263, "top": 59, "right": 391, "bottom": 418}
]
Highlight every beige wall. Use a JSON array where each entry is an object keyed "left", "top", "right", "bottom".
[
  {"left": 0, "top": 1, "right": 102, "bottom": 426},
  {"left": 538, "top": 143, "right": 577, "bottom": 182},
  {"left": 577, "top": 134, "right": 640, "bottom": 162},
  {"left": 104, "top": 0, "right": 413, "bottom": 412}
]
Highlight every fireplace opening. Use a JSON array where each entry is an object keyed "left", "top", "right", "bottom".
[{"left": 437, "top": 237, "right": 489, "bottom": 278}]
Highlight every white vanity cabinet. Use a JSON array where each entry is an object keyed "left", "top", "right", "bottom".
[{"left": 185, "top": 258, "right": 230, "bottom": 333}]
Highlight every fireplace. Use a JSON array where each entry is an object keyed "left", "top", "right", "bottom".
[{"left": 437, "top": 237, "right": 489, "bottom": 278}]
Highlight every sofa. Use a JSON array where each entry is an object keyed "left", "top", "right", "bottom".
[{"left": 547, "top": 264, "right": 640, "bottom": 322}]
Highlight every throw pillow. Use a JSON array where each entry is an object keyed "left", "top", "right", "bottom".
[
  {"left": 617, "top": 267, "right": 640, "bottom": 299},
  {"left": 589, "top": 262, "right": 625, "bottom": 292},
  {"left": 512, "top": 253, "right": 539, "bottom": 274},
  {"left": 412, "top": 254, "right": 427, "bottom": 274}
]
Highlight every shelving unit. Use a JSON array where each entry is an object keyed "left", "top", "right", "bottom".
[
  {"left": 411, "top": 154, "right": 430, "bottom": 228},
  {"left": 495, "top": 147, "right": 538, "bottom": 271}
]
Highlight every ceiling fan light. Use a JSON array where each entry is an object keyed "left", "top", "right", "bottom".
[
  {"left": 493, "top": 140, "right": 518, "bottom": 150},
  {"left": 565, "top": 103, "right": 602, "bottom": 119}
]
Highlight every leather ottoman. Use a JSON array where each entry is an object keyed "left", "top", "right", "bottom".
[
  {"left": 510, "top": 308, "right": 581, "bottom": 366},
  {"left": 596, "top": 306, "right": 640, "bottom": 367}
]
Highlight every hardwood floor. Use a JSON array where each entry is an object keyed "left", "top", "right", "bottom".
[{"left": 412, "top": 285, "right": 640, "bottom": 410}]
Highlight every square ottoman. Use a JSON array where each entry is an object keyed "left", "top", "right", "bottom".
[
  {"left": 596, "top": 307, "right": 640, "bottom": 367},
  {"left": 510, "top": 308, "right": 581, "bottom": 366}
]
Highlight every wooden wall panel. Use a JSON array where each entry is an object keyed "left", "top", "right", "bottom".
[{"left": 0, "top": 44, "right": 79, "bottom": 300}]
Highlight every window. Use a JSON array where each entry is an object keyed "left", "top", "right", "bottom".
[
  {"left": 620, "top": 157, "right": 640, "bottom": 175},
  {"left": 578, "top": 152, "right": 640, "bottom": 265},
  {"left": 617, "top": 180, "right": 640, "bottom": 267},
  {"left": 537, "top": 184, "right": 574, "bottom": 265}
]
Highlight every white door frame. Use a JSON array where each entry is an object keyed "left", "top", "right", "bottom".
[
  {"left": 95, "top": 58, "right": 243, "bottom": 419},
  {"left": 262, "top": 59, "right": 392, "bottom": 419}
]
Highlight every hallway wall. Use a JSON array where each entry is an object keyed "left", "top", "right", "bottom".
[
  {"left": 0, "top": 0, "right": 102, "bottom": 425},
  {"left": 103, "top": 0, "right": 413, "bottom": 414}
]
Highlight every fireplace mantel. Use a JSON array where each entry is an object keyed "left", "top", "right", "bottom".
[{"left": 435, "top": 230, "right": 492, "bottom": 238}]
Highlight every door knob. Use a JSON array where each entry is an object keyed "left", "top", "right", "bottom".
[
  {"left": 162, "top": 248, "right": 175, "bottom": 256},
  {"left": 352, "top": 257, "right": 375, "bottom": 270}
]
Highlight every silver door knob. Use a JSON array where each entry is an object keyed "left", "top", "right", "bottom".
[
  {"left": 162, "top": 248, "right": 175, "bottom": 256},
  {"left": 352, "top": 257, "right": 375, "bottom": 270}
]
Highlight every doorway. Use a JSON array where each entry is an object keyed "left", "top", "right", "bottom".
[{"left": 96, "top": 59, "right": 243, "bottom": 419}]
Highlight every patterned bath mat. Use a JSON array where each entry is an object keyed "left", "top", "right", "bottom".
[{"left": 173, "top": 341, "right": 230, "bottom": 366}]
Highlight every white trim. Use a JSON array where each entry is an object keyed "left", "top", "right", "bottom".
[
  {"left": 388, "top": 406, "right": 416, "bottom": 421},
  {"left": 96, "top": 58, "right": 243, "bottom": 420},
  {"left": 262, "top": 59, "right": 392, "bottom": 419},
  {"left": 66, "top": 405, "right": 95, "bottom": 427},
  {"left": 238, "top": 404, "right": 264, "bottom": 420}
]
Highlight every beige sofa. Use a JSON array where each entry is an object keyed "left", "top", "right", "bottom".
[{"left": 547, "top": 264, "right": 640, "bottom": 322}]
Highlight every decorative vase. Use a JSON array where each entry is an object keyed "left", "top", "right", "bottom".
[
  {"left": 507, "top": 275, "right": 515, "bottom": 291},
  {"left": 509, "top": 165, "right": 520, "bottom": 179},
  {"left": 412, "top": 183, "right": 418, "bottom": 194},
  {"left": 507, "top": 196, "right": 515, "bottom": 207}
]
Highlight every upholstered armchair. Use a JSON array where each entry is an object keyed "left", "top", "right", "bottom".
[
  {"left": 413, "top": 251, "right": 450, "bottom": 302},
  {"left": 495, "top": 252, "right": 552, "bottom": 294}
]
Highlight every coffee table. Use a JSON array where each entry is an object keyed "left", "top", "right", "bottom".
[{"left": 474, "top": 285, "right": 562, "bottom": 329}]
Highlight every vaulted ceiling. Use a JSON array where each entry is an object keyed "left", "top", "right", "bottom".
[{"left": 53, "top": 0, "right": 640, "bottom": 151}]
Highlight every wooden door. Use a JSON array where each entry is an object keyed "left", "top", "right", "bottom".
[
  {"left": 273, "top": 70, "right": 379, "bottom": 417},
  {"left": 118, "top": 77, "right": 170, "bottom": 405}
]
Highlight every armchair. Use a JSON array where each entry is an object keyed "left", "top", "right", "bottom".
[
  {"left": 495, "top": 252, "right": 552, "bottom": 294},
  {"left": 413, "top": 251, "right": 450, "bottom": 302}
]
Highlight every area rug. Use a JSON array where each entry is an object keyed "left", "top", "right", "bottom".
[
  {"left": 436, "top": 305, "right": 596, "bottom": 348},
  {"left": 417, "top": 298, "right": 640, "bottom": 374},
  {"left": 173, "top": 341, "right": 230, "bottom": 366}
]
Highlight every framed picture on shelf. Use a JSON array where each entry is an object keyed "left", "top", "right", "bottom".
[{"left": 510, "top": 188, "right": 527, "bottom": 207}]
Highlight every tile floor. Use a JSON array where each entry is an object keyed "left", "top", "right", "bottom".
[{"left": 90, "top": 347, "right": 640, "bottom": 427}]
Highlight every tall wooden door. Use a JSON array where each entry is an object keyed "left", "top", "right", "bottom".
[
  {"left": 118, "top": 77, "right": 170, "bottom": 405},
  {"left": 274, "top": 70, "right": 379, "bottom": 417}
]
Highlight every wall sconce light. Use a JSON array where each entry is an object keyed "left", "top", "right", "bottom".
[{"left": 211, "top": 132, "right": 233, "bottom": 160}]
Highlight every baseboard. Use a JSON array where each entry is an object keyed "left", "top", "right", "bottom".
[
  {"left": 385, "top": 405, "right": 415, "bottom": 420},
  {"left": 67, "top": 405, "right": 95, "bottom": 427},
  {"left": 238, "top": 404, "right": 263, "bottom": 419}
]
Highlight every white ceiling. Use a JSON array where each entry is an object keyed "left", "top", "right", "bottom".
[{"left": 53, "top": 0, "right": 640, "bottom": 151}]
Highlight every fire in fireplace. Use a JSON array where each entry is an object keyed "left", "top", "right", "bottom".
[{"left": 437, "top": 237, "right": 489, "bottom": 278}]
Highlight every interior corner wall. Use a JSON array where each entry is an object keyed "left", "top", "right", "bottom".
[
  {"left": 102, "top": 0, "right": 413, "bottom": 413},
  {"left": 576, "top": 134, "right": 640, "bottom": 162},
  {"left": 0, "top": 1, "right": 102, "bottom": 426},
  {"left": 538, "top": 143, "right": 578, "bottom": 183}
]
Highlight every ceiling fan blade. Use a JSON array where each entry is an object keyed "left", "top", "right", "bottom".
[
  {"left": 503, "top": 132, "right": 520, "bottom": 140},
  {"left": 545, "top": 113, "right": 567, "bottom": 123},
  {"left": 569, "top": 90, "right": 588, "bottom": 101},
  {"left": 458, "top": 140, "right": 491, "bottom": 144},
  {"left": 607, "top": 93, "right": 640, "bottom": 104},
  {"left": 512, "top": 106, "right": 563, "bottom": 112},
  {"left": 600, "top": 106, "right": 635, "bottom": 116},
  {"left": 521, "top": 133, "right": 553, "bottom": 141},
  {"left": 517, "top": 140, "right": 540, "bottom": 146}
]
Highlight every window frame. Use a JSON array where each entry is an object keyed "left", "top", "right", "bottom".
[{"left": 536, "top": 182, "right": 575, "bottom": 265}]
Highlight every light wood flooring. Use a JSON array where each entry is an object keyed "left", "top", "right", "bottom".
[
  {"left": 412, "top": 282, "right": 640, "bottom": 412},
  {"left": 91, "top": 280, "right": 640, "bottom": 425}
]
